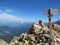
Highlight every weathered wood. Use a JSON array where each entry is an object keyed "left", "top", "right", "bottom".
[
  {"left": 44, "top": 8, "right": 58, "bottom": 39},
  {"left": 44, "top": 8, "right": 58, "bottom": 15}
]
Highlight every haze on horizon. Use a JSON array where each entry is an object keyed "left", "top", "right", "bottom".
[{"left": 0, "top": 0, "right": 60, "bottom": 23}]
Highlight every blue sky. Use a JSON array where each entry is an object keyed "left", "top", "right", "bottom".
[{"left": 0, "top": 0, "right": 60, "bottom": 23}]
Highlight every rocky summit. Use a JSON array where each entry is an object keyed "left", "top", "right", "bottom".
[{"left": 9, "top": 20, "right": 60, "bottom": 45}]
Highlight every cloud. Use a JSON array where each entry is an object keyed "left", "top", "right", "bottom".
[
  {"left": 5, "top": 9, "right": 14, "bottom": 12},
  {"left": 0, "top": 7, "right": 15, "bottom": 13},
  {"left": 0, "top": 13, "right": 23, "bottom": 23},
  {"left": 0, "top": 7, "right": 24, "bottom": 24}
]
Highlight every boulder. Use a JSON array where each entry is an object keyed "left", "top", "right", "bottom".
[
  {"left": 52, "top": 24, "right": 60, "bottom": 31},
  {"left": 29, "top": 20, "right": 48, "bottom": 34},
  {"left": 0, "top": 39, "right": 9, "bottom": 45}
]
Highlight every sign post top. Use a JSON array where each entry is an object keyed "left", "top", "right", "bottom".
[{"left": 44, "top": 8, "right": 58, "bottom": 15}]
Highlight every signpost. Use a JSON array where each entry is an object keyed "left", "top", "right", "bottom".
[{"left": 44, "top": 8, "right": 58, "bottom": 38}]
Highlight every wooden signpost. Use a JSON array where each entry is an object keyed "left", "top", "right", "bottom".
[{"left": 44, "top": 8, "right": 58, "bottom": 38}]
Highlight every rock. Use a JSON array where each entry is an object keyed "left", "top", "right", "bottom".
[
  {"left": 52, "top": 24, "right": 60, "bottom": 31},
  {"left": 29, "top": 20, "right": 49, "bottom": 35},
  {"left": 0, "top": 39, "right": 9, "bottom": 45},
  {"left": 29, "top": 23, "right": 42, "bottom": 34}
]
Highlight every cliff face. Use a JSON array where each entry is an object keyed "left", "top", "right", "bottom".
[{"left": 9, "top": 20, "right": 60, "bottom": 45}]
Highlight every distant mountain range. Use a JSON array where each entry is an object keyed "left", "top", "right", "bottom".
[
  {"left": 54, "top": 20, "right": 60, "bottom": 25},
  {"left": 0, "top": 22, "right": 22, "bottom": 27},
  {"left": 0, "top": 22, "right": 32, "bottom": 43}
]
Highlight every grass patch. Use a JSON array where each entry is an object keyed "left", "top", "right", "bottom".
[{"left": 14, "top": 43, "right": 19, "bottom": 45}]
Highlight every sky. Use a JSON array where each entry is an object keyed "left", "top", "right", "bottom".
[{"left": 0, "top": 0, "right": 60, "bottom": 23}]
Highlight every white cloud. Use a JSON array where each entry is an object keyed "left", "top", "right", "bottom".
[
  {"left": 0, "top": 13, "right": 23, "bottom": 23},
  {"left": 0, "top": 7, "right": 14, "bottom": 13},
  {"left": 5, "top": 9, "right": 14, "bottom": 12}
]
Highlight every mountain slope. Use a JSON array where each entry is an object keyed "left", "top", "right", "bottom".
[{"left": 0, "top": 23, "right": 32, "bottom": 43}]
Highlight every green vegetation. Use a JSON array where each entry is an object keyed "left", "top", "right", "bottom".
[{"left": 14, "top": 43, "right": 19, "bottom": 45}]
